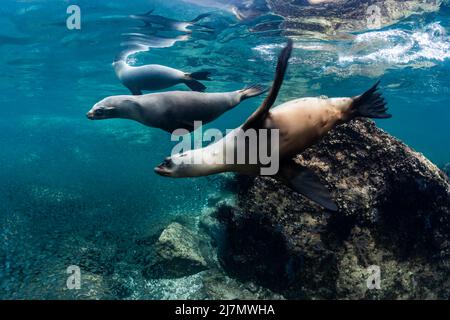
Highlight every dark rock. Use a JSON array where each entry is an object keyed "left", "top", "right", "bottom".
[
  {"left": 216, "top": 119, "right": 450, "bottom": 299},
  {"left": 442, "top": 163, "right": 450, "bottom": 178}
]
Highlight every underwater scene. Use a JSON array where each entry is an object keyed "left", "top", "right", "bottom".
[{"left": 1, "top": 0, "right": 449, "bottom": 300}]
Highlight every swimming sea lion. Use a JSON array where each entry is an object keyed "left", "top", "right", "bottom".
[
  {"left": 113, "top": 60, "right": 211, "bottom": 95},
  {"left": 130, "top": 11, "right": 212, "bottom": 33},
  {"left": 120, "top": 33, "right": 190, "bottom": 49},
  {"left": 180, "top": 0, "right": 270, "bottom": 21},
  {"left": 86, "top": 85, "right": 267, "bottom": 133},
  {"left": 154, "top": 40, "right": 391, "bottom": 211}
]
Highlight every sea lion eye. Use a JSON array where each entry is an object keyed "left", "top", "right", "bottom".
[
  {"left": 95, "top": 109, "right": 104, "bottom": 116},
  {"left": 163, "top": 158, "right": 173, "bottom": 168}
]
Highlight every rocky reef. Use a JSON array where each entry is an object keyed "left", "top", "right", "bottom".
[
  {"left": 206, "top": 119, "right": 450, "bottom": 299},
  {"left": 140, "top": 213, "right": 283, "bottom": 299}
]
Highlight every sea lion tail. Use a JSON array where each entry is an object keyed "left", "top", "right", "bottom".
[
  {"left": 189, "top": 71, "right": 212, "bottom": 81},
  {"left": 352, "top": 81, "right": 391, "bottom": 119},
  {"left": 240, "top": 84, "right": 268, "bottom": 101},
  {"left": 140, "top": 9, "right": 155, "bottom": 17},
  {"left": 129, "top": 9, "right": 154, "bottom": 20}
]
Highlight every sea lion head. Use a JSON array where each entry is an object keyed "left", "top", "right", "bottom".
[
  {"left": 154, "top": 154, "right": 191, "bottom": 178},
  {"left": 154, "top": 152, "right": 203, "bottom": 178},
  {"left": 154, "top": 157, "right": 177, "bottom": 177},
  {"left": 87, "top": 96, "right": 136, "bottom": 120}
]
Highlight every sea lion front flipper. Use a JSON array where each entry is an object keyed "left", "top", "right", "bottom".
[
  {"left": 170, "top": 120, "right": 195, "bottom": 135},
  {"left": 242, "top": 39, "right": 293, "bottom": 130},
  {"left": 277, "top": 160, "right": 338, "bottom": 211},
  {"left": 128, "top": 87, "right": 143, "bottom": 95}
]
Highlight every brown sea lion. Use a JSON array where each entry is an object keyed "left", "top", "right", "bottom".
[{"left": 155, "top": 40, "right": 391, "bottom": 210}]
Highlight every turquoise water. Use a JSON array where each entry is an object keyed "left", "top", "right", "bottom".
[{"left": 1, "top": 0, "right": 450, "bottom": 299}]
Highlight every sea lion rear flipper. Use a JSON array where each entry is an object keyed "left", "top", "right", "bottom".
[
  {"left": 240, "top": 84, "right": 268, "bottom": 101},
  {"left": 351, "top": 81, "right": 391, "bottom": 119},
  {"left": 189, "top": 71, "right": 212, "bottom": 81},
  {"left": 191, "top": 13, "right": 211, "bottom": 23},
  {"left": 242, "top": 39, "right": 293, "bottom": 130},
  {"left": 277, "top": 160, "right": 338, "bottom": 211},
  {"left": 140, "top": 9, "right": 155, "bottom": 17}
]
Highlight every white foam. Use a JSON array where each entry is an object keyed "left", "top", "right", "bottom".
[
  {"left": 253, "top": 23, "right": 450, "bottom": 69},
  {"left": 252, "top": 43, "right": 283, "bottom": 60},
  {"left": 339, "top": 22, "right": 450, "bottom": 65}
]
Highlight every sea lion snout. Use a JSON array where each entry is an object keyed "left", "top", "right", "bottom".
[
  {"left": 86, "top": 111, "right": 94, "bottom": 119},
  {"left": 154, "top": 157, "right": 174, "bottom": 177},
  {"left": 86, "top": 102, "right": 112, "bottom": 120},
  {"left": 154, "top": 165, "right": 170, "bottom": 177}
]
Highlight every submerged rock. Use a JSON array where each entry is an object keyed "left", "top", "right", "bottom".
[
  {"left": 215, "top": 119, "right": 450, "bottom": 299},
  {"left": 144, "top": 222, "right": 209, "bottom": 279}
]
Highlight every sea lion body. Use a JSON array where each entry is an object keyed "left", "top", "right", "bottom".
[
  {"left": 155, "top": 41, "right": 390, "bottom": 210},
  {"left": 159, "top": 96, "right": 355, "bottom": 177},
  {"left": 130, "top": 12, "right": 211, "bottom": 33},
  {"left": 87, "top": 86, "right": 266, "bottom": 133},
  {"left": 264, "top": 97, "right": 352, "bottom": 158},
  {"left": 133, "top": 91, "right": 246, "bottom": 132},
  {"left": 113, "top": 61, "right": 210, "bottom": 95}
]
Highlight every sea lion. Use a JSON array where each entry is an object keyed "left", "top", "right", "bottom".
[
  {"left": 154, "top": 40, "right": 391, "bottom": 211},
  {"left": 113, "top": 60, "right": 211, "bottom": 95},
  {"left": 86, "top": 85, "right": 267, "bottom": 133},
  {"left": 120, "top": 33, "right": 190, "bottom": 49},
  {"left": 180, "top": 0, "right": 270, "bottom": 21},
  {"left": 130, "top": 10, "right": 212, "bottom": 33}
]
